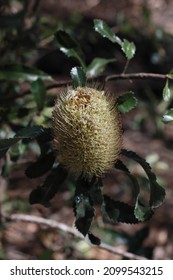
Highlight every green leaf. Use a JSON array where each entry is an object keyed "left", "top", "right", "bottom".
[
  {"left": 115, "top": 160, "right": 153, "bottom": 222},
  {"left": 70, "top": 67, "right": 86, "bottom": 88},
  {"left": 121, "top": 149, "right": 165, "bottom": 208},
  {"left": 55, "top": 30, "right": 86, "bottom": 69},
  {"left": 94, "top": 19, "right": 122, "bottom": 45},
  {"left": 103, "top": 196, "right": 141, "bottom": 224},
  {"left": 134, "top": 202, "right": 154, "bottom": 222},
  {"left": 55, "top": 30, "right": 79, "bottom": 49},
  {"left": 121, "top": 39, "right": 136, "bottom": 60},
  {"left": 0, "top": 138, "right": 20, "bottom": 159},
  {"left": 86, "top": 57, "right": 116, "bottom": 78},
  {"left": 30, "top": 78, "right": 46, "bottom": 111},
  {"left": 163, "top": 108, "right": 173, "bottom": 123},
  {"left": 74, "top": 177, "right": 95, "bottom": 236},
  {"left": 118, "top": 91, "right": 137, "bottom": 113},
  {"left": 88, "top": 233, "right": 101, "bottom": 245},
  {"left": 0, "top": 64, "right": 53, "bottom": 82},
  {"left": 163, "top": 80, "right": 171, "bottom": 101},
  {"left": 25, "top": 152, "right": 56, "bottom": 178},
  {"left": 29, "top": 165, "right": 67, "bottom": 206},
  {"left": 15, "top": 126, "right": 45, "bottom": 138},
  {"left": 0, "top": 126, "right": 46, "bottom": 158}
]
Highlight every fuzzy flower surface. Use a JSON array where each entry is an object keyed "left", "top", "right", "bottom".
[{"left": 52, "top": 86, "right": 122, "bottom": 178}]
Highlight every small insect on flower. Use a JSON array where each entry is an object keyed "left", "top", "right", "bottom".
[{"left": 52, "top": 86, "right": 122, "bottom": 179}]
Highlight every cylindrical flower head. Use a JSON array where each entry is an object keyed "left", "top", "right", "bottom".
[{"left": 52, "top": 86, "right": 122, "bottom": 178}]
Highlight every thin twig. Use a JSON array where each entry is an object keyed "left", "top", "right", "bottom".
[
  {"left": 2, "top": 213, "right": 147, "bottom": 260},
  {"left": 105, "top": 72, "right": 173, "bottom": 82}
]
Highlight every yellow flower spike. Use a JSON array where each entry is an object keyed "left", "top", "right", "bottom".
[{"left": 52, "top": 86, "right": 122, "bottom": 178}]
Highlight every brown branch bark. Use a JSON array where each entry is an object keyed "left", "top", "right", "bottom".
[
  {"left": 2, "top": 213, "right": 147, "bottom": 260},
  {"left": 105, "top": 72, "right": 173, "bottom": 82}
]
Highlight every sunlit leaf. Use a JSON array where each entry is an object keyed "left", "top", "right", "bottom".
[
  {"left": 0, "top": 64, "right": 53, "bottom": 82},
  {"left": 86, "top": 57, "right": 116, "bottom": 78},
  {"left": 118, "top": 91, "right": 137, "bottom": 113},
  {"left": 94, "top": 19, "right": 122, "bottom": 45},
  {"left": 163, "top": 80, "right": 171, "bottom": 102},
  {"left": 121, "top": 39, "right": 136, "bottom": 60},
  {"left": 70, "top": 67, "right": 86, "bottom": 88},
  {"left": 163, "top": 108, "right": 173, "bottom": 123}
]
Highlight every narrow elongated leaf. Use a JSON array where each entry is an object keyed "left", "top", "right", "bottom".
[
  {"left": 25, "top": 152, "right": 56, "bottom": 178},
  {"left": 74, "top": 177, "right": 95, "bottom": 236},
  {"left": 29, "top": 165, "right": 67, "bottom": 206},
  {"left": 70, "top": 67, "right": 86, "bottom": 88},
  {"left": 30, "top": 78, "right": 46, "bottom": 111},
  {"left": 115, "top": 160, "right": 153, "bottom": 221},
  {"left": 121, "top": 39, "right": 136, "bottom": 60},
  {"left": 74, "top": 193, "right": 94, "bottom": 236},
  {"left": 55, "top": 30, "right": 86, "bottom": 69},
  {"left": 163, "top": 80, "right": 171, "bottom": 101},
  {"left": 88, "top": 233, "right": 101, "bottom": 245},
  {"left": 55, "top": 30, "right": 78, "bottom": 49},
  {"left": 163, "top": 108, "right": 173, "bottom": 123},
  {"left": 0, "top": 126, "right": 47, "bottom": 158},
  {"left": 94, "top": 19, "right": 122, "bottom": 45},
  {"left": 86, "top": 57, "right": 116, "bottom": 78},
  {"left": 118, "top": 91, "right": 137, "bottom": 113},
  {"left": 0, "top": 64, "right": 53, "bottom": 82},
  {"left": 121, "top": 149, "right": 165, "bottom": 208},
  {"left": 0, "top": 138, "right": 20, "bottom": 158},
  {"left": 103, "top": 196, "right": 141, "bottom": 224},
  {"left": 15, "top": 126, "right": 45, "bottom": 138}
]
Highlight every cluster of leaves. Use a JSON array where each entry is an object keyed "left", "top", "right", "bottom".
[{"left": 0, "top": 10, "right": 166, "bottom": 243}]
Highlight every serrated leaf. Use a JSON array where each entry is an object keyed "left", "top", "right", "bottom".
[
  {"left": 121, "top": 149, "right": 165, "bottom": 208},
  {"left": 86, "top": 57, "right": 116, "bottom": 78},
  {"left": 115, "top": 160, "right": 152, "bottom": 222},
  {"left": 30, "top": 78, "right": 46, "bottom": 111},
  {"left": 0, "top": 64, "right": 53, "bottom": 82},
  {"left": 163, "top": 80, "right": 171, "bottom": 101},
  {"left": 55, "top": 30, "right": 86, "bottom": 69},
  {"left": 134, "top": 201, "right": 154, "bottom": 222},
  {"left": 25, "top": 152, "right": 56, "bottom": 178},
  {"left": 118, "top": 91, "right": 137, "bottom": 113},
  {"left": 103, "top": 196, "right": 140, "bottom": 224},
  {"left": 163, "top": 108, "right": 173, "bottom": 123},
  {"left": 70, "top": 67, "right": 86, "bottom": 88},
  {"left": 29, "top": 165, "right": 67, "bottom": 206},
  {"left": 74, "top": 194, "right": 94, "bottom": 236},
  {"left": 74, "top": 177, "right": 95, "bottom": 236},
  {"left": 94, "top": 19, "right": 122, "bottom": 45},
  {"left": 121, "top": 39, "right": 136, "bottom": 60},
  {"left": 88, "top": 233, "right": 101, "bottom": 245}
]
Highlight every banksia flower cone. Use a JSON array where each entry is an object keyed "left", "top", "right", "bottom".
[{"left": 52, "top": 86, "right": 122, "bottom": 178}]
